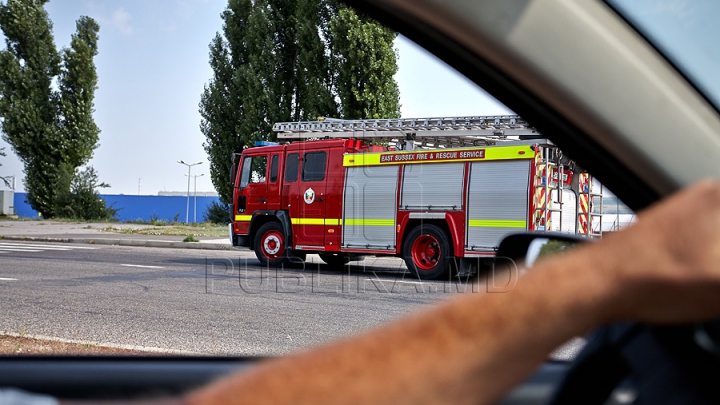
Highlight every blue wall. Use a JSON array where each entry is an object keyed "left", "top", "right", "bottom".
[
  {"left": 13, "top": 192, "right": 222, "bottom": 223},
  {"left": 13, "top": 193, "right": 39, "bottom": 218}
]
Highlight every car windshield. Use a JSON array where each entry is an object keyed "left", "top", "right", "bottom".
[
  {"left": 0, "top": 1, "right": 633, "bottom": 360},
  {"left": 606, "top": 0, "right": 720, "bottom": 111}
]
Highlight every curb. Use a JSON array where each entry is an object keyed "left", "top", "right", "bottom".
[{"left": 0, "top": 235, "right": 236, "bottom": 251}]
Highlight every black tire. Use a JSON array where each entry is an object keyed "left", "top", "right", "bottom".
[
  {"left": 402, "top": 224, "right": 453, "bottom": 280},
  {"left": 319, "top": 253, "right": 351, "bottom": 267},
  {"left": 254, "top": 222, "right": 304, "bottom": 267}
]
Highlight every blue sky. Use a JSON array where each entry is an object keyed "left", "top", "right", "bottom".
[{"left": 0, "top": 0, "right": 509, "bottom": 195}]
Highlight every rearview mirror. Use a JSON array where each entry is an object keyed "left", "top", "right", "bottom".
[{"left": 496, "top": 233, "right": 586, "bottom": 268}]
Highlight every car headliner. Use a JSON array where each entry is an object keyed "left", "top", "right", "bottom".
[{"left": 347, "top": 0, "right": 720, "bottom": 210}]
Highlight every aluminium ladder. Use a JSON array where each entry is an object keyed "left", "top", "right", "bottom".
[
  {"left": 273, "top": 115, "right": 541, "bottom": 149},
  {"left": 534, "top": 147, "right": 565, "bottom": 233}
]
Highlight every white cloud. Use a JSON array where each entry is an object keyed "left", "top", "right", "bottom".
[{"left": 112, "top": 7, "right": 134, "bottom": 35}]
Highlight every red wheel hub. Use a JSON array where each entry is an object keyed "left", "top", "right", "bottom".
[
  {"left": 261, "top": 230, "right": 285, "bottom": 259},
  {"left": 411, "top": 234, "right": 441, "bottom": 271}
]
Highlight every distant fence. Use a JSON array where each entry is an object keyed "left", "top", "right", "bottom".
[{"left": 13, "top": 192, "right": 222, "bottom": 223}]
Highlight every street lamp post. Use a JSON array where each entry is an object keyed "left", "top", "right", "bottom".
[
  {"left": 177, "top": 160, "right": 203, "bottom": 223},
  {"left": 185, "top": 173, "right": 205, "bottom": 223}
]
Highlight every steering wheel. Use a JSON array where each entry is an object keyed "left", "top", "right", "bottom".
[
  {"left": 547, "top": 320, "right": 720, "bottom": 405},
  {"left": 494, "top": 234, "right": 720, "bottom": 404}
]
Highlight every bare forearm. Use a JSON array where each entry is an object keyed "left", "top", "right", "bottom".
[{"left": 188, "top": 244, "right": 616, "bottom": 405}]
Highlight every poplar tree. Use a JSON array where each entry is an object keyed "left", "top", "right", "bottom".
[
  {"left": 200, "top": 0, "right": 400, "bottom": 204},
  {"left": 0, "top": 0, "right": 101, "bottom": 217}
]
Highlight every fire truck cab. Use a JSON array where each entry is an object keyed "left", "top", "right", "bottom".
[{"left": 230, "top": 116, "right": 602, "bottom": 280}]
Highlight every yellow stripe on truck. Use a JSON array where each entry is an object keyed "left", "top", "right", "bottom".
[
  {"left": 343, "top": 145, "right": 533, "bottom": 167},
  {"left": 291, "top": 218, "right": 341, "bottom": 226},
  {"left": 468, "top": 219, "right": 527, "bottom": 228},
  {"left": 344, "top": 218, "right": 395, "bottom": 226},
  {"left": 234, "top": 216, "right": 340, "bottom": 225}
]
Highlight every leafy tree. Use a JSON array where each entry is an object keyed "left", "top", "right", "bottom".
[
  {"left": 200, "top": 0, "right": 400, "bottom": 204},
  {"left": 537, "top": 240, "right": 578, "bottom": 259},
  {"left": 0, "top": 0, "right": 100, "bottom": 217},
  {"left": 54, "top": 165, "right": 115, "bottom": 221},
  {"left": 58, "top": 16, "right": 101, "bottom": 169},
  {"left": 330, "top": 6, "right": 400, "bottom": 119},
  {"left": 203, "top": 200, "right": 231, "bottom": 224}
]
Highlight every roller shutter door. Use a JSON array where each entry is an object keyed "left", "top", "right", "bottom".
[
  {"left": 466, "top": 160, "right": 531, "bottom": 251},
  {"left": 550, "top": 189, "right": 577, "bottom": 234},
  {"left": 342, "top": 165, "right": 399, "bottom": 249},
  {"left": 400, "top": 163, "right": 464, "bottom": 210}
]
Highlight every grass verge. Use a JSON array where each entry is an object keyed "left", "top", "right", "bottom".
[
  {"left": 102, "top": 223, "right": 227, "bottom": 237},
  {"left": 0, "top": 335, "right": 145, "bottom": 355}
]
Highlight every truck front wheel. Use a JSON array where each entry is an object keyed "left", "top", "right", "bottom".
[
  {"left": 403, "top": 224, "right": 453, "bottom": 280},
  {"left": 254, "top": 222, "right": 304, "bottom": 267}
]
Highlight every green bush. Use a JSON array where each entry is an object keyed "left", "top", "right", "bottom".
[
  {"left": 204, "top": 201, "right": 230, "bottom": 224},
  {"left": 54, "top": 165, "right": 116, "bottom": 221}
]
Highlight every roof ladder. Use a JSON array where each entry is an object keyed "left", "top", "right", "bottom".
[{"left": 272, "top": 115, "right": 542, "bottom": 149}]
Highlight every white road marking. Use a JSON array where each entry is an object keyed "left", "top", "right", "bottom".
[
  {"left": 0, "top": 244, "right": 71, "bottom": 251},
  {"left": 0, "top": 278, "right": 18, "bottom": 281},
  {"left": 0, "top": 242, "right": 99, "bottom": 254},
  {"left": 120, "top": 264, "right": 165, "bottom": 269},
  {"left": 390, "top": 280, "right": 427, "bottom": 285},
  {"left": 0, "top": 242, "right": 97, "bottom": 249}
]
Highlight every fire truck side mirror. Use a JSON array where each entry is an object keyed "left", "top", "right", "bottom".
[
  {"left": 230, "top": 162, "right": 237, "bottom": 187},
  {"left": 496, "top": 233, "right": 587, "bottom": 269}
]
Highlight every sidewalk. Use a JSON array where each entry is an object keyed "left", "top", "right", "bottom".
[{"left": 0, "top": 220, "right": 234, "bottom": 251}]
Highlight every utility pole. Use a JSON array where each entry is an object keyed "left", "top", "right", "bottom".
[
  {"left": 186, "top": 173, "right": 205, "bottom": 223},
  {"left": 177, "top": 160, "right": 203, "bottom": 223}
]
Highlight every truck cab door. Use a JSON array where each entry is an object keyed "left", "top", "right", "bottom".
[
  {"left": 266, "top": 154, "right": 281, "bottom": 210},
  {"left": 293, "top": 151, "right": 328, "bottom": 250}
]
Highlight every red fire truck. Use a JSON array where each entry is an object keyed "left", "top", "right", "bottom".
[{"left": 229, "top": 116, "right": 602, "bottom": 279}]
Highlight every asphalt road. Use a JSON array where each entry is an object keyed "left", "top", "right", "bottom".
[
  {"left": 0, "top": 241, "right": 468, "bottom": 355},
  {"left": 0, "top": 240, "right": 585, "bottom": 359}
]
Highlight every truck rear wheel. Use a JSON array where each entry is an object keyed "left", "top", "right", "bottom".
[
  {"left": 403, "top": 224, "right": 453, "bottom": 280},
  {"left": 254, "top": 222, "right": 304, "bottom": 267}
]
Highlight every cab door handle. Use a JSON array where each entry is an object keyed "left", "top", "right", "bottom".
[
  {"left": 258, "top": 198, "right": 267, "bottom": 203},
  {"left": 315, "top": 197, "right": 324, "bottom": 202}
]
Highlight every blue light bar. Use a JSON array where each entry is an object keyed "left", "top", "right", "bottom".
[{"left": 254, "top": 141, "right": 279, "bottom": 147}]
